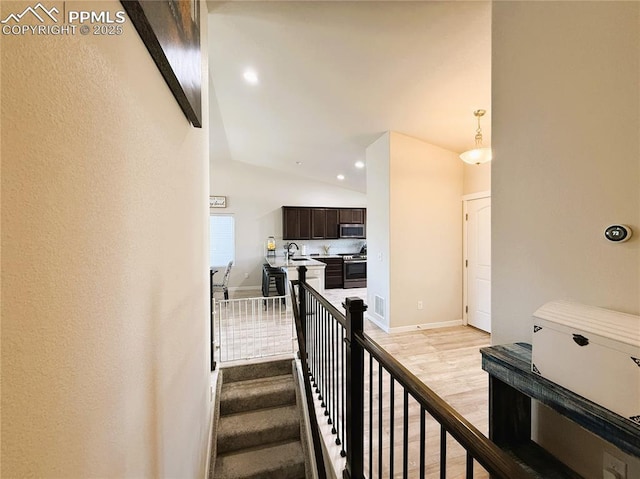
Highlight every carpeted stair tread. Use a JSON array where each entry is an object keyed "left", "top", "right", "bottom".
[
  {"left": 217, "top": 404, "right": 300, "bottom": 454},
  {"left": 220, "top": 374, "right": 295, "bottom": 415},
  {"left": 214, "top": 440, "right": 305, "bottom": 479},
  {"left": 222, "top": 359, "right": 293, "bottom": 383}
]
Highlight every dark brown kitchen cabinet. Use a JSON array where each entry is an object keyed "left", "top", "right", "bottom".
[
  {"left": 312, "top": 208, "right": 340, "bottom": 239},
  {"left": 283, "top": 206, "right": 365, "bottom": 240},
  {"left": 352, "top": 208, "right": 365, "bottom": 224},
  {"left": 339, "top": 208, "right": 365, "bottom": 224},
  {"left": 311, "top": 209, "right": 326, "bottom": 239},
  {"left": 319, "top": 257, "right": 343, "bottom": 289},
  {"left": 283, "top": 207, "right": 311, "bottom": 240},
  {"left": 325, "top": 209, "right": 339, "bottom": 239}
]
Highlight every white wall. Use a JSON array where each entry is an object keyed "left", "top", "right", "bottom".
[
  {"left": 493, "top": 2, "right": 639, "bottom": 477},
  {"left": 1, "top": 1, "right": 211, "bottom": 477},
  {"left": 209, "top": 158, "right": 367, "bottom": 289},
  {"left": 365, "top": 133, "right": 392, "bottom": 329},
  {"left": 366, "top": 132, "right": 463, "bottom": 331}
]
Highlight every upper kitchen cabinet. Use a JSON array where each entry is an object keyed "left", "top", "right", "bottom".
[
  {"left": 283, "top": 207, "right": 311, "bottom": 240},
  {"left": 325, "top": 208, "right": 339, "bottom": 239},
  {"left": 311, "top": 208, "right": 326, "bottom": 239},
  {"left": 283, "top": 206, "right": 366, "bottom": 240},
  {"left": 339, "top": 208, "right": 366, "bottom": 224},
  {"left": 313, "top": 208, "right": 340, "bottom": 239}
]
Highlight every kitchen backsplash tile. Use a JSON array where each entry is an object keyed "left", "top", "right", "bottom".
[{"left": 279, "top": 238, "right": 365, "bottom": 256}]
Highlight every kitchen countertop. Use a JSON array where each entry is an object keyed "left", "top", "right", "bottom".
[{"left": 265, "top": 256, "right": 327, "bottom": 268}]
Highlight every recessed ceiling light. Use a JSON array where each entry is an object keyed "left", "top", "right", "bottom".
[
  {"left": 355, "top": 161, "right": 365, "bottom": 169},
  {"left": 243, "top": 69, "right": 259, "bottom": 85},
  {"left": 337, "top": 174, "right": 345, "bottom": 181},
  {"left": 296, "top": 161, "right": 302, "bottom": 166}
]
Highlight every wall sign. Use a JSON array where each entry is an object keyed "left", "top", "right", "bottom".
[{"left": 209, "top": 196, "right": 227, "bottom": 208}]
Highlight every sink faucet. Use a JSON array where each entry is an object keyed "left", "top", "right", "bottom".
[{"left": 285, "top": 242, "right": 299, "bottom": 259}]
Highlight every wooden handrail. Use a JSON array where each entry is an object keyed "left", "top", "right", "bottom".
[{"left": 356, "top": 332, "right": 532, "bottom": 479}]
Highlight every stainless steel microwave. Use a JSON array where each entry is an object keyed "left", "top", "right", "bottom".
[{"left": 339, "top": 224, "right": 365, "bottom": 238}]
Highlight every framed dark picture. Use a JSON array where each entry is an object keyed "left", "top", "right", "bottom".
[{"left": 121, "top": 0, "right": 202, "bottom": 128}]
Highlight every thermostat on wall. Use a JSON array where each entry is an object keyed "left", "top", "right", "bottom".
[{"left": 604, "top": 224, "right": 633, "bottom": 243}]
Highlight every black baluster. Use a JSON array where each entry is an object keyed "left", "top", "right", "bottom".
[
  {"left": 314, "top": 292, "right": 319, "bottom": 393},
  {"left": 307, "top": 295, "right": 312, "bottom": 378},
  {"left": 419, "top": 407, "right": 426, "bottom": 479},
  {"left": 403, "top": 389, "right": 409, "bottom": 479},
  {"left": 368, "top": 353, "right": 373, "bottom": 478},
  {"left": 332, "top": 314, "right": 337, "bottom": 426},
  {"left": 298, "top": 266, "right": 307, "bottom": 321},
  {"left": 466, "top": 451, "right": 474, "bottom": 479},
  {"left": 324, "top": 309, "right": 333, "bottom": 424},
  {"left": 320, "top": 308, "right": 327, "bottom": 413},
  {"left": 390, "top": 377, "right": 394, "bottom": 478},
  {"left": 440, "top": 426, "right": 446, "bottom": 479},
  {"left": 336, "top": 327, "right": 347, "bottom": 457},
  {"left": 378, "top": 364, "right": 383, "bottom": 478},
  {"left": 295, "top": 270, "right": 306, "bottom": 357}
]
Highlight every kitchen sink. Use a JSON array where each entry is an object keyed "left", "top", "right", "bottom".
[{"left": 290, "top": 257, "right": 310, "bottom": 261}]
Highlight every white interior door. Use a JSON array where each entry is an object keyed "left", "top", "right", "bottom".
[{"left": 465, "top": 196, "right": 491, "bottom": 333}]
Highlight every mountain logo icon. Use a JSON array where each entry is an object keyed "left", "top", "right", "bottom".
[{"left": 1, "top": 3, "right": 59, "bottom": 24}]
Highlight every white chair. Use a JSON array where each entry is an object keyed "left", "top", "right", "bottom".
[{"left": 212, "top": 260, "right": 233, "bottom": 300}]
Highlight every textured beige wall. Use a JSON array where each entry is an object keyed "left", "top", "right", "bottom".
[
  {"left": 492, "top": 2, "right": 639, "bottom": 477},
  {"left": 388, "top": 132, "right": 463, "bottom": 329},
  {"left": 1, "top": 1, "right": 211, "bottom": 477}
]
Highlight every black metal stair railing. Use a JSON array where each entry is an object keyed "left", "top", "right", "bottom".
[{"left": 291, "top": 266, "right": 534, "bottom": 479}]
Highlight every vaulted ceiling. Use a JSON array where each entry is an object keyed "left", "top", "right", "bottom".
[{"left": 207, "top": 1, "right": 491, "bottom": 192}]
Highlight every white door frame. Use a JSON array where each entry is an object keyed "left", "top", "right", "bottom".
[{"left": 462, "top": 191, "right": 491, "bottom": 327}]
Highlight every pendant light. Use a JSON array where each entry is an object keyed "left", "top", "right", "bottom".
[{"left": 460, "top": 109, "right": 492, "bottom": 165}]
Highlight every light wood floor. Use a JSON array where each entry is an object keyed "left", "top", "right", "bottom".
[{"left": 219, "top": 287, "right": 492, "bottom": 478}]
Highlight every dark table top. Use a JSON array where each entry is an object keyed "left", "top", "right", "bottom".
[{"left": 481, "top": 343, "right": 639, "bottom": 458}]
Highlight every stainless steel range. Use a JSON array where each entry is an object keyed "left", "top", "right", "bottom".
[{"left": 342, "top": 254, "right": 367, "bottom": 288}]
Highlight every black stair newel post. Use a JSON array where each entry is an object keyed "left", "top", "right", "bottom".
[
  {"left": 297, "top": 266, "right": 307, "bottom": 340},
  {"left": 343, "top": 297, "right": 367, "bottom": 479}
]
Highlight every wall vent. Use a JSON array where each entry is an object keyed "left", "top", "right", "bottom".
[{"left": 374, "top": 295, "right": 385, "bottom": 318}]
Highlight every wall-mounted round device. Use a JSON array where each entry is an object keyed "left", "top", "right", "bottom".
[{"left": 604, "top": 224, "right": 633, "bottom": 243}]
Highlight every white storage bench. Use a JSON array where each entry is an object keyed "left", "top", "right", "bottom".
[{"left": 531, "top": 300, "right": 640, "bottom": 425}]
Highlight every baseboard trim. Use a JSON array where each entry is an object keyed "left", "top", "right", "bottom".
[
  {"left": 365, "top": 314, "right": 389, "bottom": 333},
  {"left": 204, "top": 370, "right": 221, "bottom": 479},
  {"left": 387, "top": 319, "right": 463, "bottom": 333}
]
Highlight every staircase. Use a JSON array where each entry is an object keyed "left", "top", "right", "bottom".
[{"left": 212, "top": 359, "right": 308, "bottom": 479}]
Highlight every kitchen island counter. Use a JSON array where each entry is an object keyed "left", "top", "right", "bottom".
[
  {"left": 265, "top": 256, "right": 326, "bottom": 292},
  {"left": 266, "top": 256, "right": 327, "bottom": 268}
]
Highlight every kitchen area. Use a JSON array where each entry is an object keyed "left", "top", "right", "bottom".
[{"left": 262, "top": 206, "right": 367, "bottom": 296}]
